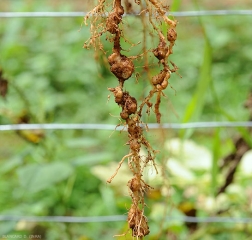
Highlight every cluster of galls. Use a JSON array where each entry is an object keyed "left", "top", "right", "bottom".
[
  {"left": 152, "top": 68, "right": 170, "bottom": 91},
  {"left": 152, "top": 28, "right": 177, "bottom": 92},
  {"left": 127, "top": 176, "right": 150, "bottom": 237},
  {"left": 108, "top": 87, "right": 137, "bottom": 120},
  {"left": 152, "top": 39, "right": 171, "bottom": 91},
  {"left": 127, "top": 204, "right": 150, "bottom": 237}
]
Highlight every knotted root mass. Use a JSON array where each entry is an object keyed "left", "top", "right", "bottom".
[{"left": 84, "top": 0, "right": 178, "bottom": 238}]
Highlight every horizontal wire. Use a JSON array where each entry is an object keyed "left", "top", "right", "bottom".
[
  {"left": 0, "top": 122, "right": 251, "bottom": 131},
  {"left": 1, "top": 215, "right": 252, "bottom": 223},
  {"left": 0, "top": 215, "right": 126, "bottom": 223},
  {"left": 0, "top": 10, "right": 252, "bottom": 18}
]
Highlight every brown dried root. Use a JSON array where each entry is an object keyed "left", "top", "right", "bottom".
[
  {"left": 107, "top": 153, "right": 133, "bottom": 183},
  {"left": 85, "top": 0, "right": 178, "bottom": 238},
  {"left": 128, "top": 204, "right": 150, "bottom": 237}
]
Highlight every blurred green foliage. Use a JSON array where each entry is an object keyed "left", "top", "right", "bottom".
[{"left": 0, "top": 1, "right": 252, "bottom": 239}]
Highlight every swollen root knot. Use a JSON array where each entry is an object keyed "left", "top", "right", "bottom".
[
  {"left": 108, "top": 86, "right": 123, "bottom": 103},
  {"left": 152, "top": 69, "right": 170, "bottom": 90},
  {"left": 106, "top": 5, "right": 124, "bottom": 34},
  {"left": 153, "top": 38, "right": 168, "bottom": 61},
  {"left": 167, "top": 28, "right": 177, "bottom": 42},
  {"left": 120, "top": 94, "right": 137, "bottom": 120},
  {"left": 128, "top": 176, "right": 141, "bottom": 192},
  {"left": 125, "top": 95, "right": 137, "bottom": 114},
  {"left": 108, "top": 53, "right": 134, "bottom": 81}
]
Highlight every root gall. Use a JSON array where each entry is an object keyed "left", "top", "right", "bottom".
[
  {"left": 167, "top": 28, "right": 177, "bottom": 42},
  {"left": 110, "top": 55, "right": 134, "bottom": 80}
]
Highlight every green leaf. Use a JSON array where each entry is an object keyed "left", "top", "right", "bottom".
[
  {"left": 0, "top": 157, "right": 22, "bottom": 174},
  {"left": 66, "top": 137, "right": 99, "bottom": 148},
  {"left": 72, "top": 152, "right": 112, "bottom": 166},
  {"left": 211, "top": 129, "right": 220, "bottom": 196},
  {"left": 99, "top": 185, "right": 117, "bottom": 213},
  {"left": 0, "top": 222, "right": 17, "bottom": 236},
  {"left": 180, "top": 18, "right": 212, "bottom": 138},
  {"left": 17, "top": 162, "right": 73, "bottom": 193}
]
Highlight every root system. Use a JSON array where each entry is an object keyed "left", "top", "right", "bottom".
[{"left": 84, "top": 0, "right": 178, "bottom": 238}]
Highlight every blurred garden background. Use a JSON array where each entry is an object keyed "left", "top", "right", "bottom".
[{"left": 0, "top": 0, "right": 252, "bottom": 239}]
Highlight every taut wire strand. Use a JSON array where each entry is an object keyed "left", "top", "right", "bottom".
[
  {"left": 0, "top": 10, "right": 252, "bottom": 18},
  {"left": 0, "top": 122, "right": 251, "bottom": 131},
  {"left": 0, "top": 215, "right": 252, "bottom": 223}
]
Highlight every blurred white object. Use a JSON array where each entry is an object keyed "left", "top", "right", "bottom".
[
  {"left": 239, "top": 150, "right": 252, "bottom": 175},
  {"left": 165, "top": 138, "right": 212, "bottom": 171},
  {"left": 167, "top": 158, "right": 195, "bottom": 182}
]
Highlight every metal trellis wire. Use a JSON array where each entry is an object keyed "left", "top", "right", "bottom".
[
  {"left": 1, "top": 215, "right": 252, "bottom": 224},
  {"left": 0, "top": 10, "right": 252, "bottom": 18},
  {"left": 0, "top": 122, "right": 250, "bottom": 131},
  {"left": 0, "top": 122, "right": 251, "bottom": 131}
]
